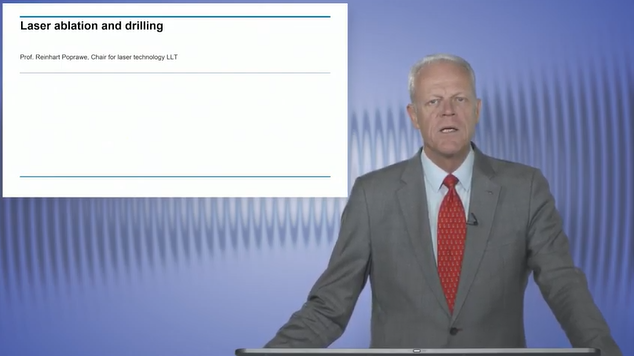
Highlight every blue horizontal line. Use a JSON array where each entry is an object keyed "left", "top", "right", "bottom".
[
  {"left": 20, "top": 175, "right": 331, "bottom": 178},
  {"left": 20, "top": 72, "right": 330, "bottom": 75},
  {"left": 20, "top": 15, "right": 331, "bottom": 18}
]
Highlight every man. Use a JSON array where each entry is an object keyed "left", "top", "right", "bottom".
[{"left": 264, "top": 54, "right": 622, "bottom": 355}]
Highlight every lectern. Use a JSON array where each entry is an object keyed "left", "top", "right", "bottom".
[{"left": 235, "top": 348, "right": 600, "bottom": 356}]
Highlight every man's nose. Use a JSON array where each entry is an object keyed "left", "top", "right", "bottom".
[{"left": 441, "top": 100, "right": 455, "bottom": 116}]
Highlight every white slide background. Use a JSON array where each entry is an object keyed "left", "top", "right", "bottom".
[{"left": 3, "top": 3, "right": 348, "bottom": 197}]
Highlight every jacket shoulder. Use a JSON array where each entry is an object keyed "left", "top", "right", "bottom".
[
  {"left": 352, "top": 158, "right": 411, "bottom": 192},
  {"left": 482, "top": 154, "right": 543, "bottom": 185}
]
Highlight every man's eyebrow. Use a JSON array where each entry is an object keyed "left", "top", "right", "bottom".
[{"left": 426, "top": 92, "right": 467, "bottom": 98}]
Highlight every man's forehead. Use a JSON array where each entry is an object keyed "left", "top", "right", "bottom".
[
  {"left": 418, "top": 76, "right": 472, "bottom": 93},
  {"left": 416, "top": 63, "right": 473, "bottom": 91},
  {"left": 418, "top": 62, "right": 470, "bottom": 81}
]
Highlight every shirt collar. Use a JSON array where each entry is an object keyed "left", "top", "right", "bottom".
[{"left": 420, "top": 146, "right": 475, "bottom": 191}]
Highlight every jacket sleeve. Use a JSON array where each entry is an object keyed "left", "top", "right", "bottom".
[
  {"left": 264, "top": 177, "right": 372, "bottom": 348},
  {"left": 526, "top": 168, "right": 622, "bottom": 356}
]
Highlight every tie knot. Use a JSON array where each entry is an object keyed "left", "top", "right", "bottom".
[{"left": 443, "top": 174, "right": 459, "bottom": 189}]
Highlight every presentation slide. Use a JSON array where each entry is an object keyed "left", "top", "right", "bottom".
[{"left": 3, "top": 3, "right": 348, "bottom": 198}]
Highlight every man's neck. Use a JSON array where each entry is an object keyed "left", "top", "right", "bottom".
[{"left": 423, "top": 145, "right": 471, "bottom": 173}]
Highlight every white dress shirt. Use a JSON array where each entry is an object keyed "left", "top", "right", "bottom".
[{"left": 420, "top": 147, "right": 474, "bottom": 263}]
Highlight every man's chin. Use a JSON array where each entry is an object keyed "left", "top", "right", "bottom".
[
  {"left": 433, "top": 143, "right": 469, "bottom": 158},
  {"left": 437, "top": 150, "right": 462, "bottom": 159}
]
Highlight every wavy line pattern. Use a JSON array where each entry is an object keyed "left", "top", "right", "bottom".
[{"left": 0, "top": 50, "right": 632, "bottom": 351}]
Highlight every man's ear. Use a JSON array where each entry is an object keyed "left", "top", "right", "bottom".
[
  {"left": 407, "top": 103, "right": 420, "bottom": 129},
  {"left": 475, "top": 98, "right": 482, "bottom": 124}
]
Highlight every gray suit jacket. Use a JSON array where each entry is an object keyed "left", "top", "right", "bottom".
[{"left": 265, "top": 144, "right": 622, "bottom": 355}]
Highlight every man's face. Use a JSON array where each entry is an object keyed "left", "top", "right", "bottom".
[{"left": 407, "top": 61, "right": 481, "bottom": 159}]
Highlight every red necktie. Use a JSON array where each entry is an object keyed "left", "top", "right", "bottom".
[{"left": 437, "top": 174, "right": 466, "bottom": 314}]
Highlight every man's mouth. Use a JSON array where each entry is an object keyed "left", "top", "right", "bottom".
[{"left": 440, "top": 127, "right": 459, "bottom": 133}]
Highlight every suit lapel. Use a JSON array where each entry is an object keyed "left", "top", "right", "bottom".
[
  {"left": 397, "top": 149, "right": 451, "bottom": 317},
  {"left": 451, "top": 147, "right": 501, "bottom": 323}
]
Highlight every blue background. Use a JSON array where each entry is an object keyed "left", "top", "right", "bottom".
[{"left": 1, "top": 0, "right": 633, "bottom": 355}]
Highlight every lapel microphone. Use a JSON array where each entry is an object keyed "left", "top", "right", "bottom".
[{"left": 467, "top": 212, "right": 479, "bottom": 226}]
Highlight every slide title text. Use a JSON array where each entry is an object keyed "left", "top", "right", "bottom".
[{"left": 21, "top": 20, "right": 164, "bottom": 32}]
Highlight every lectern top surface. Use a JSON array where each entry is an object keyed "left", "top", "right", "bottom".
[{"left": 235, "top": 348, "right": 599, "bottom": 356}]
